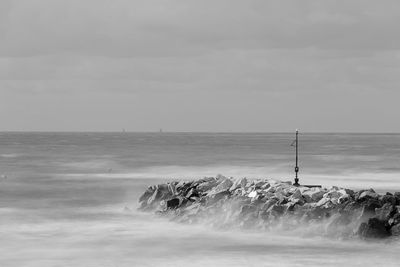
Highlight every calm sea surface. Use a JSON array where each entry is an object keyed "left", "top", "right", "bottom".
[{"left": 0, "top": 132, "right": 399, "bottom": 266}]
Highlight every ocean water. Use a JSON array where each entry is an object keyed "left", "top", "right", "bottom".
[{"left": 0, "top": 132, "right": 400, "bottom": 267}]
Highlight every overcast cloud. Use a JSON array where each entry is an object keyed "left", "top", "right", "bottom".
[{"left": 0, "top": 0, "right": 399, "bottom": 132}]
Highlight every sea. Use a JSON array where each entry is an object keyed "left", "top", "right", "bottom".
[{"left": 0, "top": 132, "right": 399, "bottom": 267}]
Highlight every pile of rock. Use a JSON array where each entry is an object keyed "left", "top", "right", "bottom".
[{"left": 138, "top": 175, "right": 400, "bottom": 239}]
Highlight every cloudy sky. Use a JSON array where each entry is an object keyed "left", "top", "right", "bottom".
[{"left": 0, "top": 0, "right": 399, "bottom": 132}]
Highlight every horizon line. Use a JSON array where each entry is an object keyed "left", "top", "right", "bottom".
[{"left": 1, "top": 130, "right": 400, "bottom": 134}]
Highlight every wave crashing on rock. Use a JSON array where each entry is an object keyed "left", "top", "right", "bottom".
[{"left": 138, "top": 175, "right": 400, "bottom": 239}]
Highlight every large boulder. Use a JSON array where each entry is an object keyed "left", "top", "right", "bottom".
[
  {"left": 229, "top": 177, "right": 248, "bottom": 191},
  {"left": 254, "top": 180, "right": 270, "bottom": 190},
  {"left": 357, "top": 198, "right": 382, "bottom": 222},
  {"left": 390, "top": 223, "right": 400, "bottom": 236},
  {"left": 302, "top": 187, "right": 325, "bottom": 203},
  {"left": 394, "top": 192, "right": 400, "bottom": 205},
  {"left": 389, "top": 212, "right": 400, "bottom": 226},
  {"left": 146, "top": 184, "right": 174, "bottom": 205},
  {"left": 267, "top": 203, "right": 285, "bottom": 217},
  {"left": 322, "top": 187, "right": 352, "bottom": 205},
  {"left": 261, "top": 199, "right": 278, "bottom": 211},
  {"left": 375, "top": 203, "right": 396, "bottom": 221},
  {"left": 139, "top": 185, "right": 156, "bottom": 203},
  {"left": 288, "top": 189, "right": 304, "bottom": 205},
  {"left": 166, "top": 198, "right": 181, "bottom": 209},
  {"left": 176, "top": 181, "right": 196, "bottom": 196},
  {"left": 380, "top": 194, "right": 397, "bottom": 206},
  {"left": 197, "top": 178, "right": 219, "bottom": 193},
  {"left": 356, "top": 189, "right": 379, "bottom": 202},
  {"left": 357, "top": 218, "right": 390, "bottom": 238},
  {"left": 207, "top": 178, "right": 233, "bottom": 196}
]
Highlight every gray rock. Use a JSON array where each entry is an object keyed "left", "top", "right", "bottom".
[
  {"left": 379, "top": 194, "right": 397, "bottom": 206},
  {"left": 358, "top": 198, "right": 382, "bottom": 222},
  {"left": 357, "top": 189, "right": 379, "bottom": 201},
  {"left": 147, "top": 187, "right": 162, "bottom": 205},
  {"left": 261, "top": 199, "right": 278, "bottom": 211},
  {"left": 229, "top": 177, "right": 248, "bottom": 191},
  {"left": 302, "top": 187, "right": 325, "bottom": 202},
  {"left": 207, "top": 178, "right": 233, "bottom": 196},
  {"left": 388, "top": 212, "right": 400, "bottom": 226},
  {"left": 138, "top": 185, "right": 156, "bottom": 203},
  {"left": 358, "top": 218, "right": 390, "bottom": 238},
  {"left": 167, "top": 198, "right": 181, "bottom": 209},
  {"left": 375, "top": 203, "right": 396, "bottom": 221},
  {"left": 390, "top": 223, "right": 400, "bottom": 236},
  {"left": 197, "top": 179, "right": 218, "bottom": 192},
  {"left": 394, "top": 192, "right": 400, "bottom": 205},
  {"left": 267, "top": 203, "right": 285, "bottom": 216}
]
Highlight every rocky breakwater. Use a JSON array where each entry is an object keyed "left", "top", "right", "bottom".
[{"left": 138, "top": 175, "right": 400, "bottom": 239}]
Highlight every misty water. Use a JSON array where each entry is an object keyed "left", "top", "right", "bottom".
[{"left": 1, "top": 132, "right": 400, "bottom": 266}]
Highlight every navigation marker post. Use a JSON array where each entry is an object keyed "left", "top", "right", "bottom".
[
  {"left": 291, "top": 130, "right": 321, "bottom": 188},
  {"left": 294, "top": 129, "right": 300, "bottom": 186}
]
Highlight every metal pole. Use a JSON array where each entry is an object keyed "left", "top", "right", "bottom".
[{"left": 294, "top": 129, "right": 299, "bottom": 186}]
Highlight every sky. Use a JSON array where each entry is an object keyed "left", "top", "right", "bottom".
[{"left": 0, "top": 0, "right": 400, "bottom": 132}]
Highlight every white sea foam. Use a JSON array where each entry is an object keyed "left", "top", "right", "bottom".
[
  {"left": 0, "top": 153, "right": 21, "bottom": 158},
  {"left": 1, "top": 205, "right": 400, "bottom": 267}
]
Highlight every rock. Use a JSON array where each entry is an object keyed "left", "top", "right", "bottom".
[
  {"left": 138, "top": 186, "right": 156, "bottom": 203},
  {"left": 323, "top": 188, "right": 351, "bottom": 205},
  {"left": 305, "top": 206, "right": 329, "bottom": 220},
  {"left": 248, "top": 191, "right": 257, "bottom": 198},
  {"left": 303, "top": 187, "right": 325, "bottom": 203},
  {"left": 288, "top": 189, "right": 304, "bottom": 205},
  {"left": 186, "top": 188, "right": 200, "bottom": 199},
  {"left": 147, "top": 187, "right": 162, "bottom": 205},
  {"left": 358, "top": 218, "right": 390, "bottom": 238},
  {"left": 207, "top": 178, "right": 233, "bottom": 196},
  {"left": 390, "top": 223, "right": 400, "bottom": 236},
  {"left": 261, "top": 199, "right": 278, "bottom": 211},
  {"left": 206, "top": 190, "right": 230, "bottom": 205},
  {"left": 176, "top": 181, "right": 196, "bottom": 196},
  {"left": 316, "top": 197, "right": 330, "bottom": 207},
  {"left": 167, "top": 183, "right": 177, "bottom": 195},
  {"left": 230, "top": 177, "right": 248, "bottom": 191},
  {"left": 388, "top": 212, "right": 400, "bottom": 226},
  {"left": 358, "top": 198, "right": 382, "bottom": 221},
  {"left": 197, "top": 178, "right": 218, "bottom": 192},
  {"left": 379, "top": 194, "right": 397, "bottom": 206},
  {"left": 394, "top": 192, "right": 400, "bottom": 205},
  {"left": 323, "top": 190, "right": 341, "bottom": 200},
  {"left": 344, "top": 188, "right": 355, "bottom": 198},
  {"left": 274, "top": 192, "right": 287, "bottom": 204},
  {"left": 267, "top": 204, "right": 285, "bottom": 216},
  {"left": 291, "top": 188, "right": 302, "bottom": 199},
  {"left": 167, "top": 198, "right": 181, "bottom": 209},
  {"left": 357, "top": 189, "right": 379, "bottom": 201},
  {"left": 375, "top": 203, "right": 396, "bottom": 221}
]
